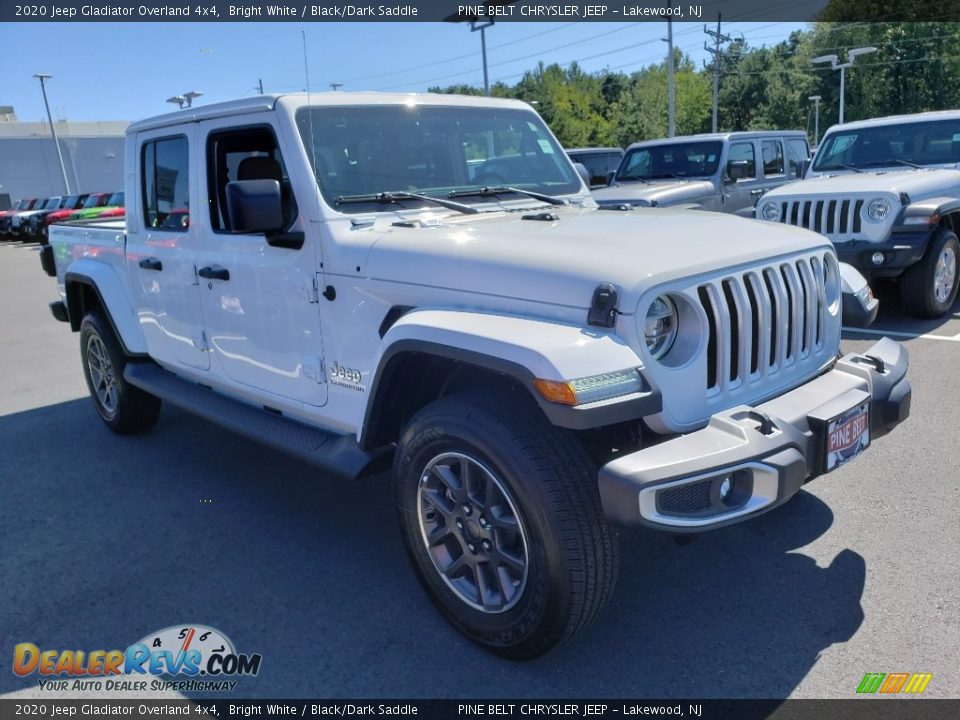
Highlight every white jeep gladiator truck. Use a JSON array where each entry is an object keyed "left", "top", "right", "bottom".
[
  {"left": 41, "top": 93, "right": 911, "bottom": 659},
  {"left": 758, "top": 110, "right": 960, "bottom": 318}
]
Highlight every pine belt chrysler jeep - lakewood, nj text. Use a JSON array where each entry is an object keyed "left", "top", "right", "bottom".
[{"left": 40, "top": 93, "right": 911, "bottom": 659}]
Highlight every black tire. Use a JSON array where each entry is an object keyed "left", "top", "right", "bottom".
[
  {"left": 901, "top": 229, "right": 960, "bottom": 318},
  {"left": 393, "top": 391, "right": 619, "bottom": 659},
  {"left": 79, "top": 312, "right": 161, "bottom": 435}
]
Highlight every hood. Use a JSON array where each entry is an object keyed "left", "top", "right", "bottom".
[
  {"left": 591, "top": 179, "right": 715, "bottom": 207},
  {"left": 363, "top": 206, "right": 830, "bottom": 312},
  {"left": 766, "top": 168, "right": 960, "bottom": 200}
]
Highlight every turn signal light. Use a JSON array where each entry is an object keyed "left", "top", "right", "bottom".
[{"left": 533, "top": 379, "right": 577, "bottom": 406}]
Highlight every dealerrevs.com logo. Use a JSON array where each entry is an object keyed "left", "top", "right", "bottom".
[{"left": 13, "top": 625, "right": 261, "bottom": 693}]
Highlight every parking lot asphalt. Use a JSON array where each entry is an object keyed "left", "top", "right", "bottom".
[{"left": 0, "top": 239, "right": 957, "bottom": 700}]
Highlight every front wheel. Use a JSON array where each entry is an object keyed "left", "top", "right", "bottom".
[
  {"left": 901, "top": 229, "right": 959, "bottom": 318},
  {"left": 80, "top": 312, "right": 161, "bottom": 435},
  {"left": 393, "top": 391, "right": 619, "bottom": 659}
]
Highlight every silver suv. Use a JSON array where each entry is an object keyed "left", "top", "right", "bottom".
[{"left": 593, "top": 131, "right": 810, "bottom": 214}]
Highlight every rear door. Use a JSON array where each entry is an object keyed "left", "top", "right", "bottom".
[
  {"left": 760, "top": 138, "right": 793, "bottom": 194},
  {"left": 126, "top": 127, "right": 209, "bottom": 370}
]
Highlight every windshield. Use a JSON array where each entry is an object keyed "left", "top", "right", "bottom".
[
  {"left": 814, "top": 118, "right": 960, "bottom": 171},
  {"left": 617, "top": 141, "right": 723, "bottom": 181},
  {"left": 296, "top": 104, "right": 580, "bottom": 212}
]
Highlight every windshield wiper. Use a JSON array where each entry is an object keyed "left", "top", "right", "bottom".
[
  {"left": 336, "top": 191, "right": 479, "bottom": 214},
  {"left": 859, "top": 158, "right": 924, "bottom": 170},
  {"left": 646, "top": 174, "right": 690, "bottom": 181},
  {"left": 614, "top": 176, "right": 649, "bottom": 184},
  {"left": 447, "top": 186, "right": 568, "bottom": 206}
]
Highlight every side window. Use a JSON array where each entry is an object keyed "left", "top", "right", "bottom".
[
  {"left": 142, "top": 136, "right": 189, "bottom": 231},
  {"left": 785, "top": 139, "right": 809, "bottom": 178},
  {"left": 761, "top": 140, "right": 784, "bottom": 176},
  {"left": 728, "top": 142, "right": 756, "bottom": 178},
  {"left": 206, "top": 126, "right": 298, "bottom": 233}
]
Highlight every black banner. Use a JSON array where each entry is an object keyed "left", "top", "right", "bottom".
[
  {"left": 2, "top": 0, "right": 959, "bottom": 23},
  {"left": 1, "top": 700, "right": 959, "bottom": 720}
]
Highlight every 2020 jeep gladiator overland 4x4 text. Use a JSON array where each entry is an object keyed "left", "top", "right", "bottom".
[
  {"left": 41, "top": 93, "right": 911, "bottom": 659},
  {"left": 758, "top": 110, "right": 960, "bottom": 318}
]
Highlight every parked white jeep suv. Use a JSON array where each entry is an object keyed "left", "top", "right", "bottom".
[
  {"left": 758, "top": 110, "right": 960, "bottom": 317},
  {"left": 41, "top": 93, "right": 911, "bottom": 659}
]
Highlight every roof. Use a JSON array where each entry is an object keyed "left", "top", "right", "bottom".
[
  {"left": 823, "top": 109, "right": 960, "bottom": 134},
  {"left": 566, "top": 147, "right": 624, "bottom": 154},
  {"left": 127, "top": 92, "right": 536, "bottom": 133},
  {"left": 626, "top": 130, "right": 807, "bottom": 150}
]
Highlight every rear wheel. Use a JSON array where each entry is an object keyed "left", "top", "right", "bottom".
[
  {"left": 901, "top": 229, "right": 959, "bottom": 318},
  {"left": 393, "top": 391, "right": 619, "bottom": 659},
  {"left": 80, "top": 312, "right": 161, "bottom": 434}
]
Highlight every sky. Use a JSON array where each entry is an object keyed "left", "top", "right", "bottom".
[{"left": 1, "top": 21, "right": 806, "bottom": 123}]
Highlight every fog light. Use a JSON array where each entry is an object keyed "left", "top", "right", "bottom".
[
  {"left": 719, "top": 476, "right": 733, "bottom": 501},
  {"left": 871, "top": 251, "right": 885, "bottom": 265}
]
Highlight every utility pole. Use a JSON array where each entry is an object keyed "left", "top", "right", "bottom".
[
  {"left": 329, "top": 83, "right": 343, "bottom": 92},
  {"left": 33, "top": 74, "right": 71, "bottom": 195},
  {"left": 665, "top": 2, "right": 675, "bottom": 137},
  {"left": 258, "top": 78, "right": 264, "bottom": 94},
  {"left": 704, "top": 13, "right": 731, "bottom": 133}
]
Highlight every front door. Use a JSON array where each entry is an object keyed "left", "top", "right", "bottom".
[
  {"left": 195, "top": 119, "right": 327, "bottom": 407},
  {"left": 723, "top": 140, "right": 765, "bottom": 213}
]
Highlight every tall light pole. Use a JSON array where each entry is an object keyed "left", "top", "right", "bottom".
[
  {"left": 33, "top": 74, "right": 71, "bottom": 195},
  {"left": 470, "top": 19, "right": 494, "bottom": 97},
  {"left": 808, "top": 95, "right": 822, "bottom": 144},
  {"left": 165, "top": 91, "right": 203, "bottom": 109},
  {"left": 811, "top": 46, "right": 876, "bottom": 125},
  {"left": 664, "top": 2, "right": 675, "bottom": 137}
]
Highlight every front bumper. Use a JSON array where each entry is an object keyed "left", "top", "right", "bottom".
[
  {"left": 834, "top": 229, "right": 931, "bottom": 278},
  {"left": 598, "top": 338, "right": 910, "bottom": 532}
]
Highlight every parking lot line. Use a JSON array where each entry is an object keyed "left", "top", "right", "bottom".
[{"left": 842, "top": 326, "right": 960, "bottom": 342}]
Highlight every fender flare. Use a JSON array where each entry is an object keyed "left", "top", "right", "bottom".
[
  {"left": 65, "top": 260, "right": 147, "bottom": 356},
  {"left": 360, "top": 309, "right": 661, "bottom": 447},
  {"left": 900, "top": 196, "right": 960, "bottom": 223}
]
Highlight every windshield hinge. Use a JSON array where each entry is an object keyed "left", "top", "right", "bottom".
[{"left": 587, "top": 283, "right": 619, "bottom": 328}]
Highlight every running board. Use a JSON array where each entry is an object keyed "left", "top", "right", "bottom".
[{"left": 124, "top": 363, "right": 390, "bottom": 479}]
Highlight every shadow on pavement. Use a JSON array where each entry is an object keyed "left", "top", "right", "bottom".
[{"left": 0, "top": 398, "right": 865, "bottom": 699}]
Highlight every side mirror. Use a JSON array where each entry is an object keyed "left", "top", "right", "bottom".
[
  {"left": 799, "top": 159, "right": 811, "bottom": 178},
  {"left": 226, "top": 179, "right": 283, "bottom": 234},
  {"left": 726, "top": 160, "right": 750, "bottom": 181},
  {"left": 572, "top": 162, "right": 591, "bottom": 188},
  {"left": 606, "top": 170, "right": 617, "bottom": 186}
]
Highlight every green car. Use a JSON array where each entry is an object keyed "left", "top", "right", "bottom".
[{"left": 69, "top": 191, "right": 124, "bottom": 221}]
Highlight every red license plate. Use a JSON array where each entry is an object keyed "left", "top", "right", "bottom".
[{"left": 825, "top": 401, "right": 871, "bottom": 472}]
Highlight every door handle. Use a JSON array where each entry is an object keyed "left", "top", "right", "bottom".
[
  {"left": 750, "top": 189, "right": 764, "bottom": 196},
  {"left": 138, "top": 257, "right": 163, "bottom": 271},
  {"left": 198, "top": 265, "right": 230, "bottom": 281}
]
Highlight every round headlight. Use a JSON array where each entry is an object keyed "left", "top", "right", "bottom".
[
  {"left": 760, "top": 201, "right": 780, "bottom": 221},
  {"left": 866, "top": 197, "right": 891, "bottom": 222},
  {"left": 644, "top": 295, "right": 678, "bottom": 360}
]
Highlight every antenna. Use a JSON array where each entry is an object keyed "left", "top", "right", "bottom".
[{"left": 302, "top": 30, "right": 321, "bottom": 215}]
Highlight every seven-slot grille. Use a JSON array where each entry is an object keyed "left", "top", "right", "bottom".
[
  {"left": 776, "top": 198, "right": 864, "bottom": 238},
  {"left": 697, "top": 255, "right": 829, "bottom": 393}
]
